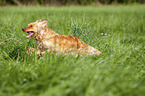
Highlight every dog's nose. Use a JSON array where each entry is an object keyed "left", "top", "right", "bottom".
[{"left": 22, "top": 28, "right": 25, "bottom": 31}]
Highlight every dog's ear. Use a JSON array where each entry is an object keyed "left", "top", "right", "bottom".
[
  {"left": 36, "top": 19, "right": 43, "bottom": 22},
  {"left": 41, "top": 20, "right": 48, "bottom": 28}
]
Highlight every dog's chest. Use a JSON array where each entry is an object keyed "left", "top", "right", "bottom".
[{"left": 37, "top": 40, "right": 54, "bottom": 50}]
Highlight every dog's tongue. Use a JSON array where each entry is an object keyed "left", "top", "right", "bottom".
[{"left": 26, "top": 32, "right": 34, "bottom": 39}]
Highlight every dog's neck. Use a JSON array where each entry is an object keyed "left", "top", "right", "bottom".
[{"left": 35, "top": 28, "right": 58, "bottom": 41}]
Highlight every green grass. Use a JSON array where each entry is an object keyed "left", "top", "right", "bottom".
[{"left": 0, "top": 5, "right": 145, "bottom": 96}]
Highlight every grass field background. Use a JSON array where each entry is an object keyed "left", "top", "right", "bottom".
[{"left": 0, "top": 5, "right": 145, "bottom": 96}]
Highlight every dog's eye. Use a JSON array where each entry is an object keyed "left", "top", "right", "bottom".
[{"left": 30, "top": 25, "right": 33, "bottom": 27}]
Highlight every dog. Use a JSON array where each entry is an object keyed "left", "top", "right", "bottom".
[{"left": 22, "top": 19, "right": 102, "bottom": 57}]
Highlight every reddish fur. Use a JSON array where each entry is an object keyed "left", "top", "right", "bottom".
[{"left": 22, "top": 19, "right": 102, "bottom": 57}]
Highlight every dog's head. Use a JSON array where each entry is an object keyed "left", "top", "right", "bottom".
[{"left": 22, "top": 19, "right": 48, "bottom": 39}]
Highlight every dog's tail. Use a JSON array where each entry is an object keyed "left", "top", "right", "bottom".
[{"left": 88, "top": 46, "right": 102, "bottom": 56}]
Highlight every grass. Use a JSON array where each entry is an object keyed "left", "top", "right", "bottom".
[{"left": 0, "top": 5, "right": 145, "bottom": 96}]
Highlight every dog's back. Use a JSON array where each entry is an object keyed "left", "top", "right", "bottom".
[{"left": 43, "top": 33, "right": 102, "bottom": 56}]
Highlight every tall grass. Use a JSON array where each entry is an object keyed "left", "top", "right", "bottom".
[{"left": 0, "top": 5, "right": 145, "bottom": 96}]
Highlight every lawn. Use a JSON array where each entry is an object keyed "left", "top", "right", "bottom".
[{"left": 0, "top": 5, "right": 145, "bottom": 96}]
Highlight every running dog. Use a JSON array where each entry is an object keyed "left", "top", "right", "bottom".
[{"left": 22, "top": 19, "right": 102, "bottom": 57}]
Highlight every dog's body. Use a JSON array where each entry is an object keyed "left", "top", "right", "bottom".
[{"left": 22, "top": 19, "right": 102, "bottom": 56}]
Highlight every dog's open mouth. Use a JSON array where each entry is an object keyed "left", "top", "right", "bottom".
[{"left": 26, "top": 31, "right": 34, "bottom": 39}]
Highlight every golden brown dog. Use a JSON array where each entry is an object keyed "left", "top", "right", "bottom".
[{"left": 22, "top": 19, "right": 102, "bottom": 57}]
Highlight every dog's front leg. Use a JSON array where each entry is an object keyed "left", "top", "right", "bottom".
[
  {"left": 27, "top": 47, "right": 36, "bottom": 54},
  {"left": 36, "top": 50, "right": 42, "bottom": 56},
  {"left": 40, "top": 48, "right": 51, "bottom": 55},
  {"left": 37, "top": 50, "right": 47, "bottom": 55},
  {"left": 36, "top": 48, "right": 52, "bottom": 56},
  {"left": 27, "top": 47, "right": 46, "bottom": 56},
  {"left": 40, "top": 51, "right": 46, "bottom": 55}
]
